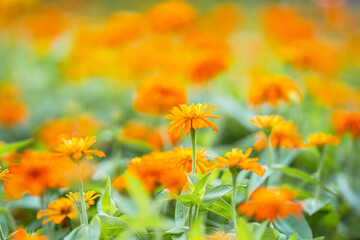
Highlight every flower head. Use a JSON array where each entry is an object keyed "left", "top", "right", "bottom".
[
  {"left": 165, "top": 103, "right": 221, "bottom": 136},
  {"left": 238, "top": 187, "right": 303, "bottom": 222},
  {"left": 9, "top": 226, "right": 47, "bottom": 240},
  {"left": 66, "top": 191, "right": 100, "bottom": 209},
  {"left": 250, "top": 115, "right": 283, "bottom": 136},
  {"left": 332, "top": 110, "right": 360, "bottom": 139},
  {"left": 306, "top": 133, "right": 339, "bottom": 147},
  {"left": 210, "top": 148, "right": 265, "bottom": 177},
  {"left": 134, "top": 76, "right": 186, "bottom": 115},
  {"left": 113, "top": 175, "right": 128, "bottom": 191},
  {"left": 0, "top": 99, "right": 28, "bottom": 126},
  {"left": 168, "top": 146, "right": 211, "bottom": 174},
  {"left": 254, "top": 120, "right": 303, "bottom": 150},
  {"left": 249, "top": 74, "right": 301, "bottom": 108},
  {"left": 54, "top": 136, "right": 105, "bottom": 162},
  {"left": 37, "top": 197, "right": 77, "bottom": 224}
]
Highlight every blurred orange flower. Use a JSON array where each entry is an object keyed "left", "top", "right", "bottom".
[
  {"left": 168, "top": 146, "right": 210, "bottom": 174},
  {"left": 210, "top": 148, "right": 265, "bottom": 177},
  {"left": 0, "top": 99, "right": 28, "bottom": 126},
  {"left": 249, "top": 74, "right": 301, "bottom": 108},
  {"left": 262, "top": 6, "right": 314, "bottom": 44},
  {"left": 165, "top": 103, "right": 221, "bottom": 136},
  {"left": 134, "top": 76, "right": 186, "bottom": 115},
  {"left": 54, "top": 136, "right": 105, "bottom": 162},
  {"left": 204, "top": 231, "right": 236, "bottom": 240},
  {"left": 37, "top": 116, "right": 99, "bottom": 148},
  {"left": 66, "top": 191, "right": 100, "bottom": 209},
  {"left": 37, "top": 197, "right": 77, "bottom": 225},
  {"left": 332, "top": 110, "right": 360, "bottom": 139},
  {"left": 5, "top": 151, "right": 69, "bottom": 199},
  {"left": 254, "top": 120, "right": 303, "bottom": 150},
  {"left": 9, "top": 226, "right": 47, "bottom": 240},
  {"left": 147, "top": 0, "right": 196, "bottom": 32},
  {"left": 238, "top": 187, "right": 303, "bottom": 222},
  {"left": 113, "top": 175, "right": 127, "bottom": 191},
  {"left": 250, "top": 115, "right": 284, "bottom": 131},
  {"left": 306, "top": 133, "right": 339, "bottom": 147}
]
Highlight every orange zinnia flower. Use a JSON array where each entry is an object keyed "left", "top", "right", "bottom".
[
  {"left": 332, "top": 110, "right": 360, "bottom": 139},
  {"left": 248, "top": 74, "right": 301, "bottom": 108},
  {"left": 306, "top": 133, "right": 339, "bottom": 147},
  {"left": 250, "top": 115, "right": 283, "bottom": 132},
  {"left": 165, "top": 103, "right": 221, "bottom": 136},
  {"left": 168, "top": 146, "right": 211, "bottom": 174},
  {"left": 66, "top": 191, "right": 100, "bottom": 209},
  {"left": 210, "top": 148, "right": 265, "bottom": 177},
  {"left": 133, "top": 76, "right": 186, "bottom": 115},
  {"left": 254, "top": 120, "right": 303, "bottom": 150},
  {"left": 54, "top": 136, "right": 106, "bottom": 162},
  {"left": 147, "top": 0, "right": 196, "bottom": 32},
  {"left": 37, "top": 197, "right": 77, "bottom": 224},
  {"left": 9, "top": 226, "right": 47, "bottom": 240},
  {"left": 238, "top": 187, "right": 303, "bottom": 222},
  {"left": 0, "top": 166, "right": 10, "bottom": 182},
  {"left": 5, "top": 151, "right": 69, "bottom": 199}
]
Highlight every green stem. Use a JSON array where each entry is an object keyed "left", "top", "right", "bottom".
[
  {"left": 231, "top": 172, "right": 239, "bottom": 237},
  {"left": 347, "top": 139, "right": 358, "bottom": 181},
  {"left": 193, "top": 205, "right": 200, "bottom": 227},
  {"left": 188, "top": 206, "right": 193, "bottom": 231},
  {"left": 0, "top": 225, "right": 5, "bottom": 240},
  {"left": 190, "top": 126, "right": 197, "bottom": 176},
  {"left": 79, "top": 178, "right": 88, "bottom": 226},
  {"left": 265, "top": 136, "right": 273, "bottom": 187},
  {"left": 315, "top": 147, "right": 326, "bottom": 198}
]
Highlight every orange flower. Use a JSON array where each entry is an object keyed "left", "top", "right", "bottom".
[
  {"left": 36, "top": 116, "right": 99, "bottom": 148},
  {"left": 204, "top": 231, "right": 236, "bottom": 240},
  {"left": 238, "top": 187, "right": 303, "bottom": 222},
  {"left": 262, "top": 6, "right": 314, "bottom": 44},
  {"left": 165, "top": 103, "right": 221, "bottom": 136},
  {"left": 113, "top": 175, "right": 128, "bottom": 191},
  {"left": 66, "top": 191, "right": 100, "bottom": 209},
  {"left": 332, "top": 110, "right": 360, "bottom": 139},
  {"left": 249, "top": 115, "right": 284, "bottom": 131},
  {"left": 147, "top": 0, "right": 196, "bottom": 32},
  {"left": 210, "top": 148, "right": 265, "bottom": 177},
  {"left": 128, "top": 151, "right": 187, "bottom": 194},
  {"left": 37, "top": 197, "right": 77, "bottom": 224},
  {"left": 0, "top": 99, "right": 28, "bottom": 126},
  {"left": 9, "top": 226, "right": 47, "bottom": 240},
  {"left": 168, "top": 146, "right": 211, "bottom": 174},
  {"left": 134, "top": 76, "right": 186, "bottom": 115},
  {"left": 54, "top": 136, "right": 105, "bottom": 162},
  {"left": 254, "top": 120, "right": 303, "bottom": 150},
  {"left": 0, "top": 166, "right": 10, "bottom": 182},
  {"left": 5, "top": 151, "right": 69, "bottom": 199},
  {"left": 249, "top": 74, "right": 301, "bottom": 108},
  {"left": 306, "top": 133, "right": 339, "bottom": 147}
]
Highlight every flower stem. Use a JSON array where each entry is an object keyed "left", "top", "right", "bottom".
[
  {"left": 188, "top": 206, "right": 193, "bottom": 231},
  {"left": 79, "top": 178, "right": 88, "bottom": 226},
  {"left": 265, "top": 135, "right": 273, "bottom": 186},
  {"left": 0, "top": 225, "right": 5, "bottom": 240},
  {"left": 315, "top": 147, "right": 326, "bottom": 198},
  {"left": 190, "top": 126, "right": 197, "bottom": 176},
  {"left": 231, "top": 172, "right": 239, "bottom": 237}
]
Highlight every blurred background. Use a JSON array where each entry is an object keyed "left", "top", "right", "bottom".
[{"left": 0, "top": 0, "right": 360, "bottom": 239}]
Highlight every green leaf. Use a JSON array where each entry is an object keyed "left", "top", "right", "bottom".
[
  {"left": 274, "top": 216, "right": 313, "bottom": 240},
  {"left": 177, "top": 194, "right": 202, "bottom": 207},
  {"left": 202, "top": 184, "right": 232, "bottom": 207},
  {"left": 100, "top": 177, "right": 117, "bottom": 216},
  {"left": 275, "top": 166, "right": 337, "bottom": 195},
  {"left": 237, "top": 218, "right": 255, "bottom": 240},
  {"left": 65, "top": 216, "right": 101, "bottom": 240},
  {"left": 174, "top": 200, "right": 189, "bottom": 228},
  {"left": 205, "top": 198, "right": 232, "bottom": 220},
  {"left": 0, "top": 138, "right": 33, "bottom": 156},
  {"left": 96, "top": 213, "right": 128, "bottom": 239},
  {"left": 288, "top": 233, "right": 297, "bottom": 240},
  {"left": 303, "top": 198, "right": 329, "bottom": 216},
  {"left": 193, "top": 172, "right": 212, "bottom": 196}
]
